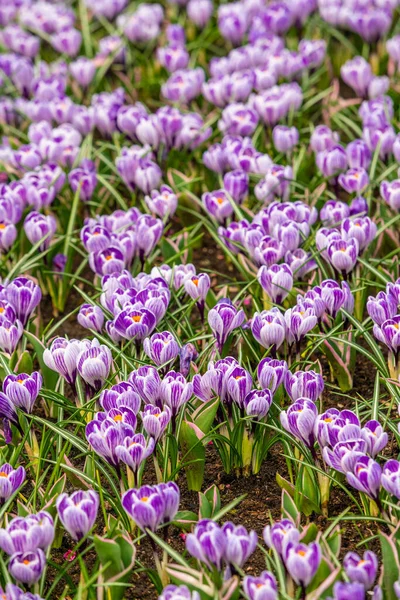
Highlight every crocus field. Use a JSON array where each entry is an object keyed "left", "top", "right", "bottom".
[{"left": 3, "top": 0, "right": 400, "bottom": 599}]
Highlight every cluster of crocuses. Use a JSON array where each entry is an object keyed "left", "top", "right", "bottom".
[
  {"left": 77, "top": 263, "right": 210, "bottom": 342},
  {"left": 367, "top": 276, "right": 400, "bottom": 376},
  {"left": 319, "top": 0, "right": 397, "bottom": 42},
  {"left": 0, "top": 489, "right": 98, "bottom": 589},
  {"left": 0, "top": 277, "right": 41, "bottom": 356}
]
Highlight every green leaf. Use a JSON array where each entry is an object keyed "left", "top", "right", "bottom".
[
  {"left": 280, "top": 488, "right": 300, "bottom": 526},
  {"left": 23, "top": 332, "right": 58, "bottom": 390},
  {"left": 14, "top": 350, "right": 34, "bottom": 374},
  {"left": 276, "top": 473, "right": 321, "bottom": 517},
  {"left": 192, "top": 397, "right": 220, "bottom": 435},
  {"left": 178, "top": 421, "right": 205, "bottom": 491},
  {"left": 379, "top": 531, "right": 400, "bottom": 600},
  {"left": 307, "top": 557, "right": 334, "bottom": 593},
  {"left": 94, "top": 534, "right": 136, "bottom": 600},
  {"left": 173, "top": 510, "right": 198, "bottom": 531},
  {"left": 301, "top": 523, "right": 319, "bottom": 544}
]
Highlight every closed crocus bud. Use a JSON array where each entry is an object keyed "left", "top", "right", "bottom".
[
  {"left": 77, "top": 339, "right": 112, "bottom": 391},
  {"left": 346, "top": 139, "right": 371, "bottom": 169},
  {"left": 141, "top": 404, "right": 171, "bottom": 441},
  {"left": 368, "top": 76, "right": 389, "bottom": 100},
  {"left": 143, "top": 332, "right": 180, "bottom": 367},
  {"left": 56, "top": 490, "right": 99, "bottom": 541},
  {"left": 367, "top": 291, "right": 397, "bottom": 326},
  {"left": 255, "top": 165, "right": 292, "bottom": 203},
  {"left": 2, "top": 372, "right": 42, "bottom": 413},
  {"left": 363, "top": 125, "right": 395, "bottom": 160},
  {"left": 272, "top": 125, "right": 299, "bottom": 153},
  {"left": 202, "top": 189, "right": 234, "bottom": 224},
  {"left": 159, "top": 585, "right": 200, "bottom": 600},
  {"left": 179, "top": 343, "right": 198, "bottom": 378},
  {"left": 135, "top": 215, "right": 163, "bottom": 262},
  {"left": 350, "top": 196, "right": 368, "bottom": 217},
  {"left": 346, "top": 455, "right": 381, "bottom": 500},
  {"left": 242, "top": 571, "right": 278, "bottom": 600},
  {"left": 316, "top": 144, "right": 348, "bottom": 178},
  {"left": 285, "top": 370, "right": 324, "bottom": 402},
  {"left": 341, "top": 56, "right": 372, "bottom": 98},
  {"left": 77, "top": 304, "right": 104, "bottom": 333},
  {"left": 244, "top": 389, "right": 273, "bottom": 419},
  {"left": 186, "top": 519, "right": 226, "bottom": 569},
  {"left": 6, "top": 277, "right": 41, "bottom": 327},
  {"left": 187, "top": 0, "right": 213, "bottom": 27},
  {"left": 217, "top": 4, "right": 247, "bottom": 45},
  {"left": 257, "top": 357, "right": 288, "bottom": 393},
  {"left": 122, "top": 482, "right": 180, "bottom": 532},
  {"left": 285, "top": 542, "right": 321, "bottom": 587},
  {"left": 251, "top": 308, "right": 286, "bottom": 350},
  {"left": 280, "top": 398, "right": 318, "bottom": 448},
  {"left": 9, "top": 549, "right": 46, "bottom": 585},
  {"left": 51, "top": 28, "right": 82, "bottom": 56},
  {"left": 115, "top": 433, "right": 155, "bottom": 474},
  {"left": 145, "top": 185, "right": 178, "bottom": 219},
  {"left": 338, "top": 168, "right": 369, "bottom": 194},
  {"left": 381, "top": 459, "right": 400, "bottom": 499},
  {"left": 0, "top": 220, "right": 17, "bottom": 252},
  {"left": 70, "top": 57, "right": 96, "bottom": 87},
  {"left": 285, "top": 249, "right": 316, "bottom": 280},
  {"left": 53, "top": 253, "right": 67, "bottom": 274},
  {"left": 68, "top": 160, "right": 97, "bottom": 203},
  {"left": 160, "top": 371, "right": 193, "bottom": 416},
  {"left": 222, "top": 522, "right": 257, "bottom": 568},
  {"left": 23, "top": 212, "right": 57, "bottom": 252},
  {"left": 157, "top": 44, "right": 189, "bottom": 73},
  {"left": 130, "top": 365, "right": 162, "bottom": 406},
  {"left": 0, "top": 317, "right": 23, "bottom": 355},
  {"left": 225, "top": 366, "right": 252, "bottom": 408},
  {"left": 223, "top": 170, "right": 249, "bottom": 204},
  {"left": 341, "top": 217, "right": 377, "bottom": 252},
  {"left": 258, "top": 264, "right": 293, "bottom": 305},
  {"left": 263, "top": 519, "right": 300, "bottom": 559},
  {"left": 327, "top": 238, "right": 359, "bottom": 274},
  {"left": 0, "top": 464, "right": 25, "bottom": 503},
  {"left": 380, "top": 180, "right": 400, "bottom": 212},
  {"left": 43, "top": 338, "right": 87, "bottom": 386},
  {"left": 208, "top": 298, "right": 245, "bottom": 352},
  {"left": 218, "top": 104, "right": 258, "bottom": 137},
  {"left": 184, "top": 273, "right": 210, "bottom": 303},
  {"left": 330, "top": 581, "right": 366, "bottom": 600},
  {"left": 166, "top": 24, "right": 186, "bottom": 45},
  {"left": 343, "top": 550, "right": 378, "bottom": 590},
  {"left": 310, "top": 125, "right": 339, "bottom": 153}
]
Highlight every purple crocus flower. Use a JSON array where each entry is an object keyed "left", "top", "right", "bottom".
[
  {"left": 43, "top": 338, "right": 88, "bottom": 386},
  {"left": 24, "top": 212, "right": 57, "bottom": 252},
  {"left": 329, "top": 581, "right": 366, "bottom": 600},
  {"left": 6, "top": 277, "right": 41, "bottom": 327},
  {"left": 187, "top": 0, "right": 213, "bottom": 27},
  {"left": 310, "top": 125, "right": 339, "bottom": 153},
  {"left": 367, "top": 292, "right": 397, "bottom": 326},
  {"left": 258, "top": 264, "right": 293, "bottom": 304},
  {"left": 85, "top": 409, "right": 136, "bottom": 467},
  {"left": 346, "top": 455, "right": 382, "bottom": 500},
  {"left": 272, "top": 126, "right": 299, "bottom": 153},
  {"left": 50, "top": 28, "right": 82, "bottom": 56},
  {"left": 2, "top": 372, "right": 42, "bottom": 414},
  {"left": 8, "top": 549, "right": 46, "bottom": 585},
  {"left": 327, "top": 238, "right": 359, "bottom": 274},
  {"left": 208, "top": 298, "right": 245, "bottom": 352},
  {"left": 285, "top": 249, "right": 316, "bottom": 280},
  {"left": 143, "top": 332, "right": 180, "bottom": 368},
  {"left": 159, "top": 585, "right": 200, "bottom": 600},
  {"left": 0, "top": 511, "right": 54, "bottom": 555},
  {"left": 222, "top": 522, "right": 257, "bottom": 568},
  {"left": 242, "top": 571, "right": 278, "bottom": 600},
  {"left": 69, "top": 57, "right": 96, "bottom": 87},
  {"left": 77, "top": 304, "right": 104, "bottom": 333},
  {"left": 341, "top": 57, "right": 372, "bottom": 98},
  {"left": 314, "top": 408, "right": 360, "bottom": 449},
  {"left": 218, "top": 104, "right": 259, "bottom": 137},
  {"left": 257, "top": 357, "right": 288, "bottom": 393},
  {"left": 130, "top": 366, "right": 162, "bottom": 406},
  {"left": 99, "top": 382, "right": 141, "bottom": 414},
  {"left": 145, "top": 186, "right": 178, "bottom": 219},
  {"left": 361, "top": 420, "right": 388, "bottom": 458},
  {"left": 284, "top": 305, "right": 318, "bottom": 347},
  {"left": 161, "top": 68, "right": 205, "bottom": 104},
  {"left": 184, "top": 273, "right": 210, "bottom": 304},
  {"left": 346, "top": 140, "right": 371, "bottom": 169},
  {"left": 263, "top": 519, "right": 300, "bottom": 559},
  {"left": 68, "top": 160, "right": 97, "bottom": 203},
  {"left": 135, "top": 215, "right": 163, "bottom": 262},
  {"left": 338, "top": 168, "right": 369, "bottom": 195},
  {"left": 0, "top": 221, "right": 17, "bottom": 252},
  {"left": 202, "top": 190, "right": 234, "bottom": 224},
  {"left": 254, "top": 165, "right": 292, "bottom": 203},
  {"left": 217, "top": 4, "right": 247, "bottom": 45},
  {"left": 280, "top": 398, "right": 318, "bottom": 449},
  {"left": 251, "top": 308, "right": 286, "bottom": 350},
  {"left": 0, "top": 317, "right": 24, "bottom": 356},
  {"left": 157, "top": 44, "right": 189, "bottom": 73},
  {"left": 381, "top": 460, "right": 400, "bottom": 499},
  {"left": 160, "top": 371, "right": 193, "bottom": 416},
  {"left": 122, "top": 482, "right": 179, "bottom": 532},
  {"left": 285, "top": 371, "right": 324, "bottom": 402},
  {"left": 141, "top": 404, "right": 171, "bottom": 441},
  {"left": 77, "top": 339, "right": 112, "bottom": 391},
  {"left": 115, "top": 433, "right": 155, "bottom": 475},
  {"left": 285, "top": 542, "right": 321, "bottom": 587},
  {"left": 380, "top": 180, "right": 400, "bottom": 212},
  {"left": 341, "top": 217, "right": 377, "bottom": 252},
  {"left": 223, "top": 170, "right": 249, "bottom": 204},
  {"left": 0, "top": 463, "right": 25, "bottom": 503},
  {"left": 186, "top": 519, "right": 226, "bottom": 569},
  {"left": 343, "top": 551, "right": 378, "bottom": 590},
  {"left": 373, "top": 316, "right": 400, "bottom": 353},
  {"left": 114, "top": 307, "right": 156, "bottom": 342},
  {"left": 89, "top": 246, "right": 126, "bottom": 276},
  {"left": 56, "top": 490, "right": 99, "bottom": 541},
  {"left": 244, "top": 389, "right": 273, "bottom": 419},
  {"left": 363, "top": 125, "right": 395, "bottom": 160},
  {"left": 225, "top": 366, "right": 253, "bottom": 408},
  {"left": 316, "top": 144, "right": 348, "bottom": 178}
]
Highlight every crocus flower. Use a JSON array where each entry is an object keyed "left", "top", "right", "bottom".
[
  {"left": 130, "top": 365, "right": 162, "bottom": 406},
  {"left": 202, "top": 189, "right": 234, "bottom": 224},
  {"left": 373, "top": 316, "right": 400, "bottom": 353},
  {"left": 263, "top": 519, "right": 300, "bottom": 559},
  {"left": 0, "top": 318, "right": 24, "bottom": 356},
  {"left": 186, "top": 519, "right": 226, "bottom": 570},
  {"left": 23, "top": 212, "right": 57, "bottom": 252},
  {"left": 341, "top": 57, "right": 372, "bottom": 98},
  {"left": 145, "top": 186, "right": 178, "bottom": 219},
  {"left": 6, "top": 277, "right": 41, "bottom": 327},
  {"left": 141, "top": 404, "right": 171, "bottom": 441},
  {"left": 329, "top": 581, "right": 366, "bottom": 600},
  {"left": 99, "top": 382, "right": 141, "bottom": 414},
  {"left": 338, "top": 168, "right": 369, "bottom": 195},
  {"left": 315, "top": 408, "right": 360, "bottom": 449},
  {"left": 254, "top": 165, "right": 292, "bottom": 203},
  {"left": 86, "top": 409, "right": 136, "bottom": 467},
  {"left": 346, "top": 455, "right": 382, "bottom": 501},
  {"left": 346, "top": 140, "right": 371, "bottom": 169},
  {"left": 0, "top": 464, "right": 25, "bottom": 503},
  {"left": 327, "top": 238, "right": 359, "bottom": 275},
  {"left": 115, "top": 433, "right": 155, "bottom": 474},
  {"left": 285, "top": 249, "right": 316, "bottom": 280},
  {"left": 258, "top": 264, "right": 293, "bottom": 304},
  {"left": 285, "top": 370, "right": 324, "bottom": 402},
  {"left": 77, "top": 339, "right": 112, "bottom": 391},
  {"left": 2, "top": 372, "right": 42, "bottom": 413},
  {"left": 223, "top": 170, "right": 249, "bottom": 204},
  {"left": 310, "top": 125, "right": 339, "bottom": 153},
  {"left": 257, "top": 358, "right": 288, "bottom": 393},
  {"left": 77, "top": 304, "right": 104, "bottom": 333},
  {"left": 143, "top": 332, "right": 180, "bottom": 367},
  {"left": 208, "top": 298, "right": 245, "bottom": 352},
  {"left": 222, "top": 522, "right": 257, "bottom": 568},
  {"left": 280, "top": 398, "right": 318, "bottom": 448},
  {"left": 218, "top": 104, "right": 258, "bottom": 137},
  {"left": 187, "top": 0, "right": 213, "bottom": 27},
  {"left": 285, "top": 542, "right": 321, "bottom": 587},
  {"left": 225, "top": 366, "right": 253, "bottom": 408},
  {"left": 323, "top": 440, "right": 368, "bottom": 474},
  {"left": 284, "top": 305, "right": 317, "bottom": 347},
  {"left": 361, "top": 420, "right": 388, "bottom": 458},
  {"left": 43, "top": 338, "right": 87, "bottom": 386},
  {"left": 160, "top": 371, "right": 193, "bottom": 416},
  {"left": 316, "top": 145, "right": 347, "bottom": 178},
  {"left": 381, "top": 460, "right": 400, "bottom": 499},
  {"left": 343, "top": 551, "right": 378, "bottom": 590},
  {"left": 244, "top": 389, "right": 273, "bottom": 419},
  {"left": 272, "top": 125, "right": 299, "bottom": 153},
  {"left": 380, "top": 180, "right": 400, "bottom": 212},
  {"left": 68, "top": 160, "right": 97, "bottom": 203},
  {"left": 242, "top": 571, "right": 278, "bottom": 600},
  {"left": 251, "top": 308, "right": 286, "bottom": 350},
  {"left": 114, "top": 307, "right": 157, "bottom": 342},
  {"left": 122, "top": 482, "right": 179, "bottom": 532},
  {"left": 89, "top": 246, "right": 126, "bottom": 276},
  {"left": 8, "top": 549, "right": 46, "bottom": 585},
  {"left": 70, "top": 57, "right": 96, "bottom": 87},
  {"left": 341, "top": 217, "right": 377, "bottom": 252},
  {"left": 56, "top": 491, "right": 99, "bottom": 541},
  {"left": 184, "top": 273, "right": 210, "bottom": 304}
]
